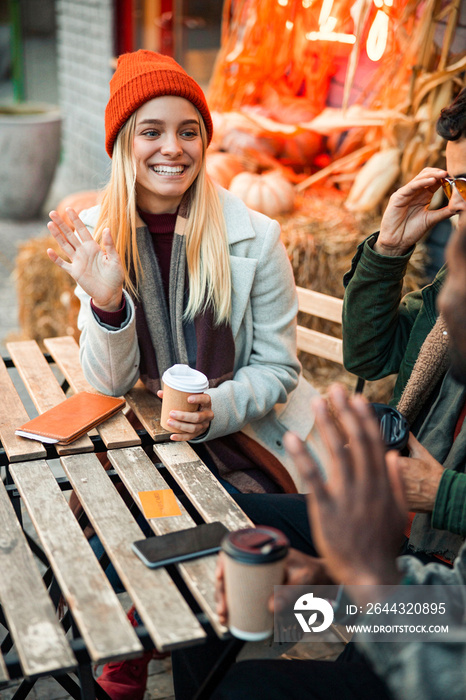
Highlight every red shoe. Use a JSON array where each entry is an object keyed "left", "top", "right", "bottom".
[
  {"left": 96, "top": 652, "right": 152, "bottom": 700},
  {"left": 96, "top": 606, "right": 170, "bottom": 699}
]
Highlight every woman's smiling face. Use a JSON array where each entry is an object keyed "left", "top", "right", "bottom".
[{"left": 133, "top": 95, "right": 204, "bottom": 214}]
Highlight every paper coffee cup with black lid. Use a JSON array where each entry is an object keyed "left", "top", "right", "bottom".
[{"left": 222, "top": 526, "right": 289, "bottom": 641}]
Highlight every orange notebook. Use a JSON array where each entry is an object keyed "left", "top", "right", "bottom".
[{"left": 15, "top": 391, "right": 126, "bottom": 444}]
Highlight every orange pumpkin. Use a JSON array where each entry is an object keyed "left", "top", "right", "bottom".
[
  {"left": 220, "top": 128, "right": 283, "bottom": 160},
  {"left": 55, "top": 190, "right": 102, "bottom": 228},
  {"left": 279, "top": 131, "right": 322, "bottom": 170},
  {"left": 242, "top": 95, "right": 323, "bottom": 170}
]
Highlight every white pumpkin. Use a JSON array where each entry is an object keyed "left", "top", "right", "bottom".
[
  {"left": 229, "top": 171, "right": 295, "bottom": 217},
  {"left": 206, "top": 152, "right": 244, "bottom": 188}
]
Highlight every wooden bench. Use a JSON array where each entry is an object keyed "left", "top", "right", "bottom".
[
  {"left": 296, "top": 286, "right": 363, "bottom": 394},
  {"left": 296, "top": 286, "right": 344, "bottom": 365}
]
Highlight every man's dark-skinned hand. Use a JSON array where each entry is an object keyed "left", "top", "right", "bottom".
[
  {"left": 284, "top": 385, "right": 408, "bottom": 606},
  {"left": 216, "top": 384, "right": 410, "bottom": 621}
]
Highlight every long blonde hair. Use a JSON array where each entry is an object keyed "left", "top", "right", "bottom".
[{"left": 94, "top": 108, "right": 232, "bottom": 325}]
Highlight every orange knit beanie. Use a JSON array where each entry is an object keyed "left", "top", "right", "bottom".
[{"left": 105, "top": 49, "right": 213, "bottom": 156}]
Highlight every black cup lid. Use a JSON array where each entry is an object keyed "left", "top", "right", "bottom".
[{"left": 222, "top": 526, "right": 289, "bottom": 564}]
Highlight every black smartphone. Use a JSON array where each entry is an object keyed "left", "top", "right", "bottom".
[{"left": 132, "top": 521, "right": 229, "bottom": 568}]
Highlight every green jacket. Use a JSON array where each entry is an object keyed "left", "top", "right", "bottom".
[
  {"left": 342, "top": 234, "right": 466, "bottom": 557},
  {"left": 342, "top": 233, "right": 445, "bottom": 407}
]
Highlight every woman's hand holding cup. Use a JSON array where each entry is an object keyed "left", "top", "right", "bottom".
[
  {"left": 158, "top": 364, "right": 212, "bottom": 441},
  {"left": 47, "top": 207, "right": 124, "bottom": 312},
  {"left": 157, "top": 389, "right": 213, "bottom": 441}
]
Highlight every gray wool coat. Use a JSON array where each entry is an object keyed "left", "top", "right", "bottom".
[{"left": 76, "top": 188, "right": 321, "bottom": 491}]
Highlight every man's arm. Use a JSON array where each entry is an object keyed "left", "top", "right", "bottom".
[
  {"left": 398, "top": 433, "right": 444, "bottom": 513},
  {"left": 432, "top": 468, "right": 466, "bottom": 536},
  {"left": 360, "top": 625, "right": 466, "bottom": 700},
  {"left": 284, "top": 385, "right": 466, "bottom": 700},
  {"left": 342, "top": 237, "right": 420, "bottom": 379},
  {"left": 374, "top": 167, "right": 451, "bottom": 256},
  {"left": 399, "top": 432, "right": 466, "bottom": 536},
  {"left": 284, "top": 386, "right": 406, "bottom": 594},
  {"left": 358, "top": 541, "right": 466, "bottom": 700},
  {"left": 342, "top": 167, "right": 452, "bottom": 380}
]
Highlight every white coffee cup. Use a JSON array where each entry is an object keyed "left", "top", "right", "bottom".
[{"left": 160, "top": 364, "right": 209, "bottom": 432}]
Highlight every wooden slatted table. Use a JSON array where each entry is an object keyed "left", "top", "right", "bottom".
[{"left": 0, "top": 337, "right": 254, "bottom": 699}]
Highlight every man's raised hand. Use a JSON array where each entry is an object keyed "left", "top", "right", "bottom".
[
  {"left": 284, "top": 385, "right": 407, "bottom": 589},
  {"left": 375, "top": 167, "right": 451, "bottom": 256}
]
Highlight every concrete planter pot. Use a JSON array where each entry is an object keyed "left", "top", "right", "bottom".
[{"left": 0, "top": 103, "right": 62, "bottom": 219}]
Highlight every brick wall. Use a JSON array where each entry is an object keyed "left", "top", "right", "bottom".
[{"left": 56, "top": 0, "right": 114, "bottom": 192}]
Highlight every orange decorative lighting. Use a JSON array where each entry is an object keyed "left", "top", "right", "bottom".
[
  {"left": 302, "top": 0, "right": 392, "bottom": 59},
  {"left": 306, "top": 0, "right": 356, "bottom": 45}
]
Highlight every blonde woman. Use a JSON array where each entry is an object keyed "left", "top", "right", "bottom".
[{"left": 48, "top": 49, "right": 320, "bottom": 497}]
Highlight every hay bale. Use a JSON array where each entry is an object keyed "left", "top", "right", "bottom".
[
  {"left": 15, "top": 235, "right": 80, "bottom": 349},
  {"left": 278, "top": 188, "right": 428, "bottom": 403},
  {"left": 278, "top": 187, "right": 426, "bottom": 297}
]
